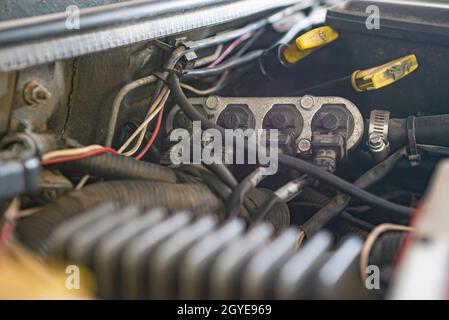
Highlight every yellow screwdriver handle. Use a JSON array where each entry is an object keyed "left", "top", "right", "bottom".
[
  {"left": 351, "top": 54, "right": 419, "bottom": 92},
  {"left": 283, "top": 26, "right": 339, "bottom": 64},
  {"left": 296, "top": 26, "right": 339, "bottom": 50}
]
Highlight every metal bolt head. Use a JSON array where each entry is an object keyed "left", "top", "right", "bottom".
[
  {"left": 205, "top": 96, "right": 220, "bottom": 110},
  {"left": 300, "top": 95, "right": 315, "bottom": 110},
  {"left": 23, "top": 81, "right": 51, "bottom": 105},
  {"left": 297, "top": 138, "right": 312, "bottom": 153},
  {"left": 368, "top": 133, "right": 384, "bottom": 149}
]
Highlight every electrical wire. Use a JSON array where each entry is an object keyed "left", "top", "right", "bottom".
[
  {"left": 225, "top": 167, "right": 272, "bottom": 217},
  {"left": 359, "top": 223, "right": 414, "bottom": 284},
  {"left": 42, "top": 147, "right": 117, "bottom": 166},
  {"left": 276, "top": 7, "right": 326, "bottom": 45},
  {"left": 257, "top": 176, "right": 310, "bottom": 221},
  {"left": 183, "top": 1, "right": 313, "bottom": 53},
  {"left": 208, "top": 32, "right": 254, "bottom": 68},
  {"left": 179, "top": 27, "right": 264, "bottom": 96},
  {"left": 48, "top": 87, "right": 166, "bottom": 188},
  {"left": 182, "top": 49, "right": 264, "bottom": 80},
  {"left": 168, "top": 72, "right": 414, "bottom": 218},
  {"left": 120, "top": 86, "right": 169, "bottom": 156},
  {"left": 117, "top": 88, "right": 169, "bottom": 154},
  {"left": 135, "top": 103, "right": 165, "bottom": 161},
  {"left": 194, "top": 44, "right": 224, "bottom": 68},
  {"left": 42, "top": 145, "right": 105, "bottom": 162},
  {"left": 46, "top": 49, "right": 184, "bottom": 187},
  {"left": 180, "top": 80, "right": 225, "bottom": 96},
  {"left": 300, "top": 147, "right": 409, "bottom": 238},
  {"left": 205, "top": 163, "right": 238, "bottom": 188},
  {"left": 235, "top": 27, "right": 266, "bottom": 57},
  {"left": 178, "top": 165, "right": 233, "bottom": 201},
  {"left": 75, "top": 174, "right": 91, "bottom": 190},
  {"left": 105, "top": 74, "right": 158, "bottom": 147},
  {"left": 0, "top": 198, "right": 20, "bottom": 246}
]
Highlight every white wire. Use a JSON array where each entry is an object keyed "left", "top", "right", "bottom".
[{"left": 118, "top": 89, "right": 169, "bottom": 154}]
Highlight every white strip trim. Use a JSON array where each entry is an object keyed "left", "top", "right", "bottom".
[{"left": 0, "top": 0, "right": 304, "bottom": 71}]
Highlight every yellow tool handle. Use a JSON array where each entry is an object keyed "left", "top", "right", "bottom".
[
  {"left": 351, "top": 54, "right": 419, "bottom": 92},
  {"left": 283, "top": 26, "right": 339, "bottom": 64}
]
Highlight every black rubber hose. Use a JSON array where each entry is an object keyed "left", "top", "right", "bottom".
[
  {"left": 15, "top": 181, "right": 223, "bottom": 255},
  {"left": 301, "top": 147, "right": 408, "bottom": 237},
  {"left": 54, "top": 152, "right": 179, "bottom": 183},
  {"left": 168, "top": 73, "right": 414, "bottom": 218},
  {"left": 417, "top": 144, "right": 449, "bottom": 158},
  {"left": 369, "top": 231, "right": 407, "bottom": 288},
  {"left": 369, "top": 231, "right": 407, "bottom": 268},
  {"left": 388, "top": 115, "right": 449, "bottom": 149}
]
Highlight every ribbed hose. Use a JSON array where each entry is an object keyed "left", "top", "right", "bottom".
[
  {"left": 54, "top": 153, "right": 179, "bottom": 183},
  {"left": 369, "top": 231, "right": 406, "bottom": 268},
  {"left": 369, "top": 231, "right": 407, "bottom": 288},
  {"left": 16, "top": 181, "right": 222, "bottom": 254}
]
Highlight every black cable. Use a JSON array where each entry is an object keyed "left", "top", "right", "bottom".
[
  {"left": 183, "top": 28, "right": 267, "bottom": 93},
  {"left": 225, "top": 167, "right": 269, "bottom": 217},
  {"left": 205, "top": 163, "right": 238, "bottom": 188},
  {"left": 235, "top": 28, "right": 267, "bottom": 57},
  {"left": 168, "top": 72, "right": 414, "bottom": 218},
  {"left": 178, "top": 165, "right": 232, "bottom": 201},
  {"left": 300, "top": 147, "right": 409, "bottom": 237},
  {"left": 256, "top": 194, "right": 281, "bottom": 222},
  {"left": 182, "top": 50, "right": 264, "bottom": 80},
  {"left": 257, "top": 177, "right": 310, "bottom": 221}
]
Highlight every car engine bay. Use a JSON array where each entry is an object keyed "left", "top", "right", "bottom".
[{"left": 1, "top": 0, "right": 449, "bottom": 300}]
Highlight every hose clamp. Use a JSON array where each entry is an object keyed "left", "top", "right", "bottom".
[{"left": 368, "top": 110, "right": 390, "bottom": 162}]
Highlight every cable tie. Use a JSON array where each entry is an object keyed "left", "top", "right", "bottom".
[{"left": 406, "top": 116, "right": 421, "bottom": 167}]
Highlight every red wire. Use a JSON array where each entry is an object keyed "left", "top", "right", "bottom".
[
  {"left": 41, "top": 107, "right": 164, "bottom": 165},
  {"left": 135, "top": 107, "right": 165, "bottom": 160},
  {"left": 42, "top": 147, "right": 118, "bottom": 165},
  {"left": 208, "top": 32, "right": 253, "bottom": 68}
]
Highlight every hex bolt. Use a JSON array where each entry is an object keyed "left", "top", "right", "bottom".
[
  {"left": 23, "top": 81, "right": 51, "bottom": 105},
  {"left": 205, "top": 96, "right": 220, "bottom": 110},
  {"left": 297, "top": 138, "right": 312, "bottom": 153},
  {"left": 300, "top": 95, "right": 315, "bottom": 110},
  {"left": 368, "top": 133, "right": 384, "bottom": 150}
]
